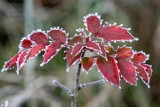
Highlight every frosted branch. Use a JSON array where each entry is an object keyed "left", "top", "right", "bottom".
[
  {"left": 52, "top": 80, "right": 73, "bottom": 96},
  {"left": 80, "top": 79, "right": 106, "bottom": 88}
]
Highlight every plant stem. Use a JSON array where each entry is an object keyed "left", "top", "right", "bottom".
[
  {"left": 71, "top": 61, "right": 82, "bottom": 107},
  {"left": 71, "top": 51, "right": 85, "bottom": 107}
]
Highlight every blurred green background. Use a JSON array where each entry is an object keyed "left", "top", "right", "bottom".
[{"left": 0, "top": 0, "right": 160, "bottom": 107}]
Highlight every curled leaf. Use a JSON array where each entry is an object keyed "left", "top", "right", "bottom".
[
  {"left": 96, "top": 56, "right": 120, "bottom": 86},
  {"left": 81, "top": 57, "right": 94, "bottom": 72},
  {"left": 104, "top": 45, "right": 115, "bottom": 55},
  {"left": 19, "top": 38, "right": 32, "bottom": 49}
]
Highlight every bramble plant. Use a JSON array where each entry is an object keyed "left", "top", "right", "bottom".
[{"left": 1, "top": 13, "right": 153, "bottom": 107}]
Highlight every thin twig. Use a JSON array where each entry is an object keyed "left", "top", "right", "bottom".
[
  {"left": 71, "top": 50, "right": 86, "bottom": 107},
  {"left": 75, "top": 51, "right": 86, "bottom": 92},
  {"left": 75, "top": 62, "right": 82, "bottom": 91},
  {"left": 80, "top": 79, "right": 106, "bottom": 88},
  {"left": 52, "top": 80, "right": 73, "bottom": 96}
]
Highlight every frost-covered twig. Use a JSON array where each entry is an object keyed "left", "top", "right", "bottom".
[
  {"left": 71, "top": 50, "right": 86, "bottom": 107},
  {"left": 80, "top": 79, "right": 106, "bottom": 88},
  {"left": 53, "top": 80, "right": 73, "bottom": 96}
]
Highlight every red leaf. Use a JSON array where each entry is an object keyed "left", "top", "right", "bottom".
[
  {"left": 98, "top": 43, "right": 108, "bottom": 57},
  {"left": 72, "top": 44, "right": 84, "bottom": 56},
  {"left": 65, "top": 49, "right": 81, "bottom": 67},
  {"left": 65, "top": 49, "right": 73, "bottom": 67},
  {"left": 30, "top": 30, "right": 48, "bottom": 45},
  {"left": 118, "top": 59, "right": 137, "bottom": 85},
  {"left": 85, "top": 40, "right": 101, "bottom": 53},
  {"left": 47, "top": 28, "right": 67, "bottom": 44},
  {"left": 16, "top": 50, "right": 29, "bottom": 74},
  {"left": 141, "top": 64, "right": 152, "bottom": 78},
  {"left": 27, "top": 44, "right": 45, "bottom": 60},
  {"left": 97, "top": 25, "right": 135, "bottom": 42},
  {"left": 84, "top": 13, "right": 101, "bottom": 34},
  {"left": 96, "top": 56, "right": 120, "bottom": 86},
  {"left": 135, "top": 64, "right": 150, "bottom": 87},
  {"left": 40, "top": 42, "right": 62, "bottom": 66},
  {"left": 81, "top": 57, "right": 94, "bottom": 72},
  {"left": 19, "top": 38, "right": 32, "bottom": 49},
  {"left": 117, "top": 47, "right": 133, "bottom": 59},
  {"left": 1, "top": 51, "right": 22, "bottom": 72},
  {"left": 104, "top": 45, "right": 115, "bottom": 55},
  {"left": 68, "top": 35, "right": 83, "bottom": 46},
  {"left": 132, "top": 52, "right": 149, "bottom": 63}
]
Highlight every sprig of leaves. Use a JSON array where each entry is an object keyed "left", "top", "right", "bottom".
[{"left": 1, "top": 13, "right": 152, "bottom": 88}]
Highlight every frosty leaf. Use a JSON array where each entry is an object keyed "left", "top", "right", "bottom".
[
  {"left": 132, "top": 52, "right": 149, "bottom": 63},
  {"left": 47, "top": 28, "right": 67, "bottom": 44},
  {"left": 27, "top": 44, "right": 45, "bottom": 60},
  {"left": 104, "top": 45, "right": 115, "bottom": 55},
  {"left": 72, "top": 44, "right": 84, "bottom": 56},
  {"left": 19, "top": 38, "right": 32, "bottom": 49},
  {"left": 81, "top": 57, "right": 94, "bottom": 72},
  {"left": 97, "top": 25, "right": 135, "bottom": 42},
  {"left": 65, "top": 49, "right": 73, "bottom": 67},
  {"left": 118, "top": 59, "right": 137, "bottom": 85},
  {"left": 96, "top": 56, "right": 120, "bottom": 86},
  {"left": 1, "top": 51, "right": 22, "bottom": 72},
  {"left": 84, "top": 13, "right": 101, "bottom": 34},
  {"left": 68, "top": 35, "right": 83, "bottom": 46},
  {"left": 66, "top": 49, "right": 81, "bottom": 67},
  {"left": 141, "top": 64, "right": 152, "bottom": 78},
  {"left": 16, "top": 50, "right": 29, "bottom": 75},
  {"left": 85, "top": 40, "right": 101, "bottom": 53},
  {"left": 135, "top": 64, "right": 150, "bottom": 86},
  {"left": 98, "top": 43, "right": 108, "bottom": 57},
  {"left": 41, "top": 42, "right": 62, "bottom": 66},
  {"left": 30, "top": 30, "right": 48, "bottom": 45},
  {"left": 117, "top": 47, "right": 133, "bottom": 59}
]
